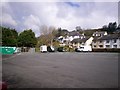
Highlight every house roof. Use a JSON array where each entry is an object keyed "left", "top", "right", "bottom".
[
  {"left": 93, "top": 36, "right": 101, "bottom": 41},
  {"left": 93, "top": 31, "right": 107, "bottom": 35},
  {"left": 71, "top": 37, "right": 90, "bottom": 43},
  {"left": 69, "top": 31, "right": 81, "bottom": 36},
  {"left": 99, "top": 34, "right": 120, "bottom": 40},
  {"left": 93, "top": 34, "right": 120, "bottom": 41}
]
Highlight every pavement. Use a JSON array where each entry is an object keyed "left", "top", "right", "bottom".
[{"left": 2, "top": 52, "right": 118, "bottom": 88}]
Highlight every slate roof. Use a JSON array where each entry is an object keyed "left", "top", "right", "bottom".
[
  {"left": 99, "top": 34, "right": 120, "bottom": 40},
  {"left": 93, "top": 34, "right": 120, "bottom": 41},
  {"left": 93, "top": 31, "right": 107, "bottom": 35},
  {"left": 71, "top": 37, "right": 90, "bottom": 43},
  {"left": 69, "top": 31, "right": 81, "bottom": 36},
  {"left": 93, "top": 36, "right": 101, "bottom": 41}
]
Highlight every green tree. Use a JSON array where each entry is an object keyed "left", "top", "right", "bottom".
[
  {"left": 55, "top": 28, "right": 69, "bottom": 37},
  {"left": 18, "top": 29, "right": 37, "bottom": 47},
  {"left": 102, "top": 22, "right": 117, "bottom": 34},
  {"left": 108, "top": 22, "right": 117, "bottom": 33},
  {"left": 76, "top": 26, "right": 82, "bottom": 31},
  {"left": 1, "top": 26, "right": 18, "bottom": 46},
  {"left": 83, "top": 29, "right": 102, "bottom": 36},
  {"left": 102, "top": 25, "right": 108, "bottom": 31}
]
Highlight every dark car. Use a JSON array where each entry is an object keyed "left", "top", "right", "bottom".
[
  {"left": 57, "top": 47, "right": 64, "bottom": 52},
  {"left": 47, "top": 46, "right": 55, "bottom": 52}
]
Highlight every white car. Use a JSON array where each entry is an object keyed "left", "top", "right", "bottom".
[
  {"left": 40, "top": 45, "right": 47, "bottom": 52},
  {"left": 77, "top": 46, "right": 92, "bottom": 52}
]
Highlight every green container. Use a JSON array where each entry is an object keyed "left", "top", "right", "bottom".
[{"left": 0, "top": 46, "right": 16, "bottom": 54}]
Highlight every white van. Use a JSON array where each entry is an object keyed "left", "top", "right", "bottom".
[
  {"left": 40, "top": 45, "right": 47, "bottom": 52},
  {"left": 77, "top": 46, "right": 92, "bottom": 52}
]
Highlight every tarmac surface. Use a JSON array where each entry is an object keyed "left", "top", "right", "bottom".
[{"left": 2, "top": 52, "right": 118, "bottom": 88}]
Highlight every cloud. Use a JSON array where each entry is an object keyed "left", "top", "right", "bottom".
[
  {"left": 1, "top": 2, "right": 118, "bottom": 37},
  {"left": 23, "top": 14, "right": 41, "bottom": 28},
  {"left": 23, "top": 14, "right": 41, "bottom": 37},
  {"left": 0, "top": 13, "right": 17, "bottom": 26}
]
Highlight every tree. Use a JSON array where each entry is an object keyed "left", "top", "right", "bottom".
[
  {"left": 1, "top": 26, "right": 18, "bottom": 46},
  {"left": 102, "top": 22, "right": 117, "bottom": 34},
  {"left": 83, "top": 29, "right": 101, "bottom": 36},
  {"left": 108, "top": 22, "right": 117, "bottom": 33},
  {"left": 39, "top": 25, "right": 48, "bottom": 35},
  {"left": 55, "top": 28, "right": 62, "bottom": 37},
  {"left": 76, "top": 26, "right": 82, "bottom": 31},
  {"left": 102, "top": 25, "right": 108, "bottom": 31},
  {"left": 36, "top": 25, "right": 60, "bottom": 50},
  {"left": 18, "top": 29, "right": 37, "bottom": 47},
  {"left": 57, "top": 28, "right": 69, "bottom": 37}
]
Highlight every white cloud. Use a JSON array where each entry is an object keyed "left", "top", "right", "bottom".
[
  {"left": 1, "top": 2, "right": 118, "bottom": 36},
  {"left": 23, "top": 14, "right": 41, "bottom": 27},
  {"left": 30, "top": 2, "right": 117, "bottom": 30},
  {"left": 23, "top": 14, "right": 41, "bottom": 37},
  {"left": 0, "top": 13, "right": 17, "bottom": 26}
]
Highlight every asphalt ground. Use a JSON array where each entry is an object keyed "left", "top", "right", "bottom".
[{"left": 2, "top": 52, "right": 118, "bottom": 88}]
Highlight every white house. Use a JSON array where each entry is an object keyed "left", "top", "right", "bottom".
[
  {"left": 57, "top": 35, "right": 70, "bottom": 46},
  {"left": 92, "top": 31, "right": 107, "bottom": 37},
  {"left": 57, "top": 31, "right": 85, "bottom": 46},
  {"left": 71, "top": 36, "right": 94, "bottom": 51},
  {"left": 92, "top": 34, "right": 120, "bottom": 49},
  {"left": 69, "top": 31, "right": 85, "bottom": 41}
]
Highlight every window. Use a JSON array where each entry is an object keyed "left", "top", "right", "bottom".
[
  {"left": 99, "top": 41, "right": 102, "bottom": 43},
  {"left": 97, "top": 34, "right": 100, "bottom": 36},
  {"left": 75, "top": 42, "right": 77, "bottom": 44},
  {"left": 80, "top": 47, "right": 84, "bottom": 49},
  {"left": 106, "top": 40, "right": 109, "bottom": 43},
  {"left": 106, "top": 45, "right": 110, "bottom": 48},
  {"left": 94, "top": 45, "right": 96, "bottom": 47},
  {"left": 99, "top": 45, "right": 103, "bottom": 48},
  {"left": 63, "top": 40, "right": 67, "bottom": 43},
  {"left": 114, "top": 39, "right": 117, "bottom": 43},
  {"left": 113, "top": 45, "right": 117, "bottom": 48}
]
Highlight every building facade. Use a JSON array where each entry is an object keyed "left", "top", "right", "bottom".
[
  {"left": 92, "top": 34, "right": 120, "bottom": 49},
  {"left": 71, "top": 36, "right": 93, "bottom": 48}
]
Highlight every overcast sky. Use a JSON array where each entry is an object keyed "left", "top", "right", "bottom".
[{"left": 1, "top": 0, "right": 118, "bottom": 37}]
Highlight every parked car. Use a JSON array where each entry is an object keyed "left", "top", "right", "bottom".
[
  {"left": 47, "top": 46, "right": 55, "bottom": 52},
  {"left": 57, "top": 47, "right": 65, "bottom": 52},
  {"left": 76, "top": 46, "right": 92, "bottom": 52},
  {"left": 40, "top": 45, "right": 47, "bottom": 53}
]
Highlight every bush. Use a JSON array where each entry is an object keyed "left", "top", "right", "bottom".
[
  {"left": 57, "top": 47, "right": 64, "bottom": 52},
  {"left": 58, "top": 46, "right": 75, "bottom": 52},
  {"left": 35, "top": 47, "right": 40, "bottom": 52}
]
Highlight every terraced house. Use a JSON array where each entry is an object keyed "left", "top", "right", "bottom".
[{"left": 92, "top": 34, "right": 120, "bottom": 49}]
